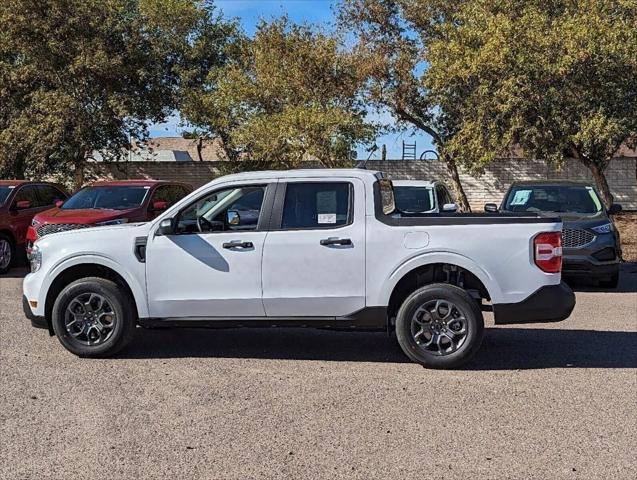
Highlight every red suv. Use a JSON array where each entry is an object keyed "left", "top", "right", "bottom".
[
  {"left": 0, "top": 181, "right": 69, "bottom": 274},
  {"left": 27, "top": 180, "right": 192, "bottom": 247}
]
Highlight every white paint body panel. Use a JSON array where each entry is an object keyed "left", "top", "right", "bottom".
[
  {"left": 262, "top": 177, "right": 366, "bottom": 316},
  {"left": 146, "top": 231, "right": 267, "bottom": 318},
  {"left": 23, "top": 169, "right": 562, "bottom": 322}
]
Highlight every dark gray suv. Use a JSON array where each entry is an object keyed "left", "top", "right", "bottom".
[{"left": 486, "top": 181, "right": 622, "bottom": 287}]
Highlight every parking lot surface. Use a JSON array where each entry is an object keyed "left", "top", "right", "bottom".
[{"left": 1, "top": 266, "right": 636, "bottom": 479}]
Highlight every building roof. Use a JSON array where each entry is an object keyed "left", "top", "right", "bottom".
[
  {"left": 143, "top": 137, "right": 227, "bottom": 162},
  {"left": 0, "top": 180, "right": 29, "bottom": 186}
]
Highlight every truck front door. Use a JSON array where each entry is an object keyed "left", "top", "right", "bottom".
[{"left": 145, "top": 182, "right": 274, "bottom": 319}]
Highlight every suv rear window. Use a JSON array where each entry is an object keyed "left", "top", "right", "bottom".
[{"left": 282, "top": 182, "right": 352, "bottom": 229}]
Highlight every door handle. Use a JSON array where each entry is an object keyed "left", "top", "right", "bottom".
[
  {"left": 222, "top": 240, "right": 254, "bottom": 249},
  {"left": 320, "top": 238, "right": 352, "bottom": 246}
]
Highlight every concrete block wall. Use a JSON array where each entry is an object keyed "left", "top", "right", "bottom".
[{"left": 88, "top": 157, "right": 637, "bottom": 210}]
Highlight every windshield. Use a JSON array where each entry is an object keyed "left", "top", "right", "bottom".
[
  {"left": 62, "top": 186, "right": 149, "bottom": 210},
  {"left": 504, "top": 185, "right": 603, "bottom": 214},
  {"left": 0, "top": 186, "right": 15, "bottom": 206},
  {"left": 394, "top": 186, "right": 435, "bottom": 213}
]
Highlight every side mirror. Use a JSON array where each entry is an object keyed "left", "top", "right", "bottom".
[
  {"left": 227, "top": 210, "right": 241, "bottom": 226},
  {"left": 156, "top": 218, "right": 174, "bottom": 236},
  {"left": 441, "top": 203, "right": 457, "bottom": 213},
  {"left": 14, "top": 200, "right": 31, "bottom": 210},
  {"left": 55, "top": 200, "right": 64, "bottom": 208},
  {"left": 607, "top": 204, "right": 622, "bottom": 215},
  {"left": 484, "top": 203, "right": 499, "bottom": 213},
  {"left": 152, "top": 200, "right": 169, "bottom": 212}
]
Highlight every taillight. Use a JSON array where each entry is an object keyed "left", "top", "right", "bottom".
[{"left": 534, "top": 232, "right": 562, "bottom": 273}]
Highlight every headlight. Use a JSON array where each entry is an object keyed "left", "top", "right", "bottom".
[
  {"left": 31, "top": 218, "right": 41, "bottom": 227},
  {"left": 591, "top": 223, "right": 612, "bottom": 234},
  {"left": 96, "top": 218, "right": 128, "bottom": 226},
  {"left": 30, "top": 244, "right": 42, "bottom": 273}
]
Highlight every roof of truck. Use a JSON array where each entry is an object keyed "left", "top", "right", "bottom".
[{"left": 218, "top": 168, "right": 383, "bottom": 182}]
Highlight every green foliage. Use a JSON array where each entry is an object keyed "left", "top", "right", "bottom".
[
  {"left": 181, "top": 17, "right": 375, "bottom": 168},
  {"left": 339, "top": 0, "right": 473, "bottom": 211},
  {"left": 425, "top": 0, "right": 637, "bottom": 205},
  {"left": 0, "top": 0, "right": 236, "bottom": 183}
]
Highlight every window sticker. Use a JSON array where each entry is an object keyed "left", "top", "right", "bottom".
[
  {"left": 8, "top": 186, "right": 15, "bottom": 189},
  {"left": 318, "top": 213, "right": 337, "bottom": 224},
  {"left": 510, "top": 189, "right": 532, "bottom": 205}
]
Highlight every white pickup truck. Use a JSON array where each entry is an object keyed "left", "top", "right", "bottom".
[{"left": 23, "top": 169, "right": 575, "bottom": 368}]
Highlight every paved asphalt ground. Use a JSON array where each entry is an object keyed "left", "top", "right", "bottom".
[{"left": 1, "top": 266, "right": 636, "bottom": 480}]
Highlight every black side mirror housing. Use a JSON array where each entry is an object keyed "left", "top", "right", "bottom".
[
  {"left": 484, "top": 203, "right": 499, "bottom": 213},
  {"left": 607, "top": 204, "right": 622, "bottom": 215},
  {"left": 156, "top": 218, "right": 174, "bottom": 236}
]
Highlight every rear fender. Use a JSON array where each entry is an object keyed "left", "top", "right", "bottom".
[{"left": 378, "top": 251, "right": 502, "bottom": 305}]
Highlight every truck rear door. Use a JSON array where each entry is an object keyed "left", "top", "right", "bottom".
[{"left": 261, "top": 178, "right": 366, "bottom": 317}]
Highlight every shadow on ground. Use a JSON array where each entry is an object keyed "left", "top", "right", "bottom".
[
  {"left": 3, "top": 267, "right": 29, "bottom": 279},
  {"left": 568, "top": 262, "right": 637, "bottom": 293},
  {"left": 121, "top": 326, "right": 637, "bottom": 370}
]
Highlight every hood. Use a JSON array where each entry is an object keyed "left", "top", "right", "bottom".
[
  {"left": 533, "top": 210, "right": 609, "bottom": 225},
  {"left": 34, "top": 207, "right": 137, "bottom": 225}
]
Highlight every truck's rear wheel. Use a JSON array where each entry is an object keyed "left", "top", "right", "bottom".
[
  {"left": 395, "top": 283, "right": 484, "bottom": 369},
  {"left": 52, "top": 277, "right": 136, "bottom": 357}
]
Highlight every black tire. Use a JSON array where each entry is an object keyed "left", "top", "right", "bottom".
[
  {"left": 395, "top": 283, "right": 484, "bottom": 369},
  {"left": 598, "top": 272, "right": 619, "bottom": 289},
  {"left": 0, "top": 233, "right": 15, "bottom": 275},
  {"left": 51, "top": 277, "right": 136, "bottom": 357}
]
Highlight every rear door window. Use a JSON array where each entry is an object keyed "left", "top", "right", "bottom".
[
  {"left": 281, "top": 182, "right": 352, "bottom": 229},
  {"left": 13, "top": 185, "right": 40, "bottom": 208},
  {"left": 37, "top": 185, "right": 67, "bottom": 206}
]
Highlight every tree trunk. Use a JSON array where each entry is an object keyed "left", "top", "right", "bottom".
[
  {"left": 443, "top": 154, "right": 471, "bottom": 212},
  {"left": 73, "top": 156, "right": 85, "bottom": 190},
  {"left": 13, "top": 153, "right": 26, "bottom": 179},
  {"left": 588, "top": 161, "right": 613, "bottom": 208},
  {"left": 196, "top": 137, "right": 204, "bottom": 162}
]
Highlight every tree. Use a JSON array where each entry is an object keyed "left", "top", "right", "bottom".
[
  {"left": 0, "top": 0, "right": 236, "bottom": 186},
  {"left": 424, "top": 0, "right": 637, "bottom": 207},
  {"left": 181, "top": 17, "right": 376, "bottom": 168},
  {"left": 339, "top": 0, "right": 473, "bottom": 211}
]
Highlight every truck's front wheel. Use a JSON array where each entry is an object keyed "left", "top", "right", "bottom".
[
  {"left": 52, "top": 277, "right": 136, "bottom": 357},
  {"left": 395, "top": 284, "right": 484, "bottom": 369}
]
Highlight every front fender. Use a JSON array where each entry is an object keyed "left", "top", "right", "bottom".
[
  {"left": 43, "top": 254, "right": 148, "bottom": 318},
  {"left": 378, "top": 250, "right": 503, "bottom": 305}
]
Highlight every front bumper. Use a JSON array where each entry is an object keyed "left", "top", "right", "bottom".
[
  {"left": 493, "top": 282, "right": 575, "bottom": 325},
  {"left": 561, "top": 233, "right": 621, "bottom": 279},
  {"left": 562, "top": 259, "right": 619, "bottom": 278},
  {"left": 23, "top": 295, "right": 48, "bottom": 330}
]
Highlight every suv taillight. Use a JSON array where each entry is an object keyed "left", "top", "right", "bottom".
[{"left": 534, "top": 232, "right": 562, "bottom": 273}]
